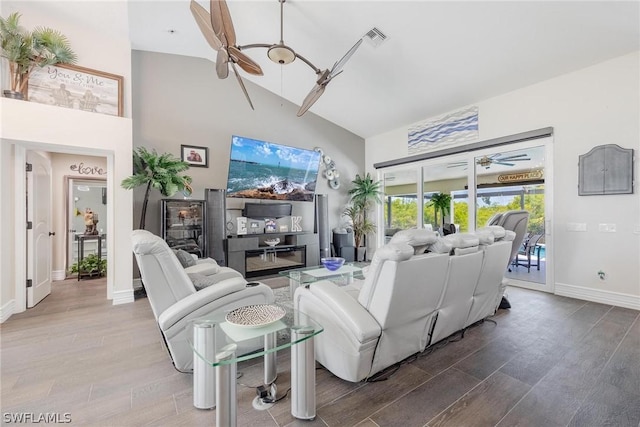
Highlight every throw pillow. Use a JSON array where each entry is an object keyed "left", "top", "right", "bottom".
[
  {"left": 187, "top": 273, "right": 218, "bottom": 291},
  {"left": 184, "top": 262, "right": 220, "bottom": 276},
  {"left": 173, "top": 249, "right": 197, "bottom": 268}
]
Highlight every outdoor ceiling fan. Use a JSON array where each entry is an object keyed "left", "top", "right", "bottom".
[
  {"left": 190, "top": 0, "right": 363, "bottom": 115},
  {"left": 448, "top": 153, "right": 532, "bottom": 169}
]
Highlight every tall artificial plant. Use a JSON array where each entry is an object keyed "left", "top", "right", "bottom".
[
  {"left": 121, "top": 147, "right": 193, "bottom": 230},
  {"left": 0, "top": 12, "right": 77, "bottom": 97},
  {"left": 345, "top": 173, "right": 382, "bottom": 249},
  {"left": 430, "top": 192, "right": 451, "bottom": 228}
]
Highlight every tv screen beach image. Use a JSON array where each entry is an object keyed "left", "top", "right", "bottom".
[{"left": 226, "top": 136, "right": 321, "bottom": 202}]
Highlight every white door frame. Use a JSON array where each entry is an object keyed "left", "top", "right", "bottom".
[{"left": 13, "top": 142, "right": 114, "bottom": 313}]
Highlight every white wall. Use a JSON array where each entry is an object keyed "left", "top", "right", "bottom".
[
  {"left": 0, "top": 1, "right": 134, "bottom": 320},
  {"left": 366, "top": 51, "right": 640, "bottom": 308}
]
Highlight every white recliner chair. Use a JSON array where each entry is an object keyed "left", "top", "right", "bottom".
[
  {"left": 294, "top": 235, "right": 450, "bottom": 382},
  {"left": 131, "top": 230, "right": 274, "bottom": 372}
]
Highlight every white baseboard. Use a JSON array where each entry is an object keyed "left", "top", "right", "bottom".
[
  {"left": 0, "top": 299, "right": 15, "bottom": 323},
  {"left": 112, "top": 289, "right": 134, "bottom": 305},
  {"left": 555, "top": 282, "right": 640, "bottom": 311},
  {"left": 51, "top": 270, "right": 66, "bottom": 281}
]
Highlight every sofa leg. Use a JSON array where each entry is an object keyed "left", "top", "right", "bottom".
[{"left": 499, "top": 296, "right": 511, "bottom": 309}]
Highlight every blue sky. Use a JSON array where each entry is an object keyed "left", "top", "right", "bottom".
[{"left": 230, "top": 135, "right": 320, "bottom": 170}]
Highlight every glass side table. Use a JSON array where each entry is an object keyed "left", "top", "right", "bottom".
[
  {"left": 279, "top": 262, "right": 367, "bottom": 298},
  {"left": 189, "top": 305, "right": 322, "bottom": 427}
]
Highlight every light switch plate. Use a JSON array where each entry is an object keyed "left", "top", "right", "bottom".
[
  {"left": 566, "top": 222, "right": 587, "bottom": 232},
  {"left": 598, "top": 223, "right": 617, "bottom": 232}
]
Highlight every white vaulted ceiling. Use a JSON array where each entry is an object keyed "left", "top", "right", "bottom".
[{"left": 127, "top": 0, "right": 639, "bottom": 138}]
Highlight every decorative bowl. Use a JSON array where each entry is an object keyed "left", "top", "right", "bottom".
[
  {"left": 264, "top": 238, "right": 280, "bottom": 247},
  {"left": 321, "top": 257, "right": 345, "bottom": 271}
]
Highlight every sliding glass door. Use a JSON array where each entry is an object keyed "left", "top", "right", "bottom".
[
  {"left": 474, "top": 145, "right": 546, "bottom": 286},
  {"left": 377, "top": 137, "right": 552, "bottom": 291}
]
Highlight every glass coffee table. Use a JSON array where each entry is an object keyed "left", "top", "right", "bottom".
[
  {"left": 279, "top": 262, "right": 367, "bottom": 298},
  {"left": 190, "top": 305, "right": 322, "bottom": 426}
]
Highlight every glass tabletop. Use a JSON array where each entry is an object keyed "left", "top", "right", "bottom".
[
  {"left": 278, "top": 262, "right": 367, "bottom": 285},
  {"left": 189, "top": 304, "right": 322, "bottom": 367}
]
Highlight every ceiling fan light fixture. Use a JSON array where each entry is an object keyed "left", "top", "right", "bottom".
[{"left": 267, "top": 44, "right": 296, "bottom": 64}]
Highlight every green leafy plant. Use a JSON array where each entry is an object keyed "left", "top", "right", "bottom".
[
  {"left": 70, "top": 253, "right": 106, "bottom": 275},
  {"left": 429, "top": 192, "right": 451, "bottom": 228},
  {"left": 121, "top": 147, "right": 192, "bottom": 229},
  {"left": 344, "top": 173, "right": 382, "bottom": 249},
  {"left": 0, "top": 12, "right": 77, "bottom": 96}
]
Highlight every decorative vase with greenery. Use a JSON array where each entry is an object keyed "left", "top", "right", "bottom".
[
  {"left": 429, "top": 192, "right": 451, "bottom": 229},
  {"left": 0, "top": 12, "right": 77, "bottom": 99},
  {"left": 70, "top": 253, "right": 107, "bottom": 277},
  {"left": 344, "top": 173, "right": 381, "bottom": 260},
  {"left": 121, "top": 147, "right": 193, "bottom": 230}
]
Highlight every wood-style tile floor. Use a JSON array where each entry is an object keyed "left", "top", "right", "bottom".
[{"left": 1, "top": 278, "right": 638, "bottom": 426}]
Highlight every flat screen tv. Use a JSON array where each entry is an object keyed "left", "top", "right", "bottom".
[{"left": 226, "top": 135, "right": 321, "bottom": 202}]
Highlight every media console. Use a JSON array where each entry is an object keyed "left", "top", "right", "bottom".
[{"left": 226, "top": 232, "right": 319, "bottom": 278}]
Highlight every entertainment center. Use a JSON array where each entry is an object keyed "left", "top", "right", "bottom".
[{"left": 227, "top": 231, "right": 319, "bottom": 278}]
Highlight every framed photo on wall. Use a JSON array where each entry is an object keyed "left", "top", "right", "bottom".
[
  {"left": 181, "top": 145, "right": 209, "bottom": 167},
  {"left": 27, "top": 63, "right": 123, "bottom": 116}
]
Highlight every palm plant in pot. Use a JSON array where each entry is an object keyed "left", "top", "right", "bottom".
[
  {"left": 121, "top": 147, "right": 193, "bottom": 230},
  {"left": 429, "top": 192, "right": 452, "bottom": 231},
  {"left": 0, "top": 12, "right": 77, "bottom": 99},
  {"left": 344, "top": 173, "right": 381, "bottom": 261}
]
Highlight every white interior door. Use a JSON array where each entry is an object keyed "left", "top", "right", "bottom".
[{"left": 27, "top": 151, "right": 52, "bottom": 307}]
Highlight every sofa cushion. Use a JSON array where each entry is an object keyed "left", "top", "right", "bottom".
[
  {"left": 389, "top": 228, "right": 438, "bottom": 254},
  {"left": 427, "top": 237, "right": 453, "bottom": 254},
  {"left": 475, "top": 230, "right": 495, "bottom": 245},
  {"left": 503, "top": 230, "right": 517, "bottom": 241},
  {"left": 443, "top": 233, "right": 480, "bottom": 249},
  {"left": 477, "top": 225, "right": 506, "bottom": 240},
  {"left": 184, "top": 262, "right": 220, "bottom": 276},
  {"left": 173, "top": 249, "right": 197, "bottom": 268}
]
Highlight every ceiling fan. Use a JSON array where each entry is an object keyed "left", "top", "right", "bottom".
[
  {"left": 190, "top": 0, "right": 363, "bottom": 115},
  {"left": 448, "top": 153, "right": 532, "bottom": 169}
]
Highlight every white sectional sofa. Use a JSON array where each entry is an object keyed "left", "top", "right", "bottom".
[{"left": 293, "top": 227, "right": 513, "bottom": 382}]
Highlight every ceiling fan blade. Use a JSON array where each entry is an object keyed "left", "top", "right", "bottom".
[
  {"left": 228, "top": 46, "right": 263, "bottom": 76},
  {"left": 297, "top": 84, "right": 326, "bottom": 117},
  {"left": 230, "top": 61, "right": 254, "bottom": 110},
  {"left": 493, "top": 162, "right": 516, "bottom": 166},
  {"left": 496, "top": 153, "right": 530, "bottom": 161},
  {"left": 210, "top": 0, "right": 236, "bottom": 47},
  {"left": 216, "top": 49, "right": 229, "bottom": 79},
  {"left": 329, "top": 38, "right": 363, "bottom": 78},
  {"left": 190, "top": 0, "right": 223, "bottom": 51}
]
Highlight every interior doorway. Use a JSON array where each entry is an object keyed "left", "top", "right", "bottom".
[{"left": 66, "top": 177, "right": 107, "bottom": 276}]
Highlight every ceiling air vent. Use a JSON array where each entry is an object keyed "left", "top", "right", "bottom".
[{"left": 363, "top": 27, "right": 388, "bottom": 48}]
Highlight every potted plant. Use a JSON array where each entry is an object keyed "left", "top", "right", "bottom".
[
  {"left": 121, "top": 147, "right": 193, "bottom": 230},
  {"left": 0, "top": 12, "right": 77, "bottom": 99},
  {"left": 70, "top": 253, "right": 107, "bottom": 277},
  {"left": 344, "top": 173, "right": 381, "bottom": 261},
  {"left": 429, "top": 192, "right": 451, "bottom": 230}
]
